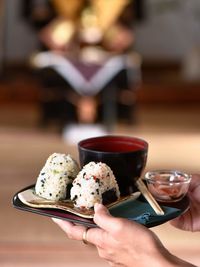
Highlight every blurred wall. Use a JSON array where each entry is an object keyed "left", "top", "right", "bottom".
[
  {"left": 135, "top": 0, "right": 200, "bottom": 61},
  {"left": 0, "top": 1, "right": 5, "bottom": 72},
  {"left": 3, "top": 0, "right": 38, "bottom": 63},
  {"left": 2, "top": 0, "right": 200, "bottom": 63}
]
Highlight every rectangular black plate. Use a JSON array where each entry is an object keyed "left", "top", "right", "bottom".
[{"left": 12, "top": 185, "right": 189, "bottom": 228}]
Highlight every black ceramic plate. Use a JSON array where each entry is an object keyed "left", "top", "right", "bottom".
[{"left": 12, "top": 185, "right": 189, "bottom": 228}]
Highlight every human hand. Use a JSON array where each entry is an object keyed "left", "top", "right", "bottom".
[
  {"left": 52, "top": 203, "right": 193, "bottom": 267},
  {"left": 170, "top": 174, "right": 200, "bottom": 231}
]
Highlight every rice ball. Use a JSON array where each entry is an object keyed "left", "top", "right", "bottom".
[
  {"left": 70, "top": 161, "right": 120, "bottom": 210},
  {"left": 35, "top": 153, "right": 80, "bottom": 201}
]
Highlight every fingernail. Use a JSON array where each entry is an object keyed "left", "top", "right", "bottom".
[{"left": 52, "top": 217, "right": 61, "bottom": 223}]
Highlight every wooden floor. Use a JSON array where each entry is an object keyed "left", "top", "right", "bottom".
[{"left": 0, "top": 68, "right": 200, "bottom": 266}]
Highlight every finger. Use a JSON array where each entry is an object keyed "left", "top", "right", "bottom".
[
  {"left": 96, "top": 246, "right": 112, "bottom": 261},
  {"left": 96, "top": 247, "right": 122, "bottom": 267},
  {"left": 93, "top": 203, "right": 123, "bottom": 233},
  {"left": 52, "top": 217, "right": 107, "bottom": 246},
  {"left": 52, "top": 218, "right": 73, "bottom": 233},
  {"left": 170, "top": 214, "right": 191, "bottom": 231},
  {"left": 52, "top": 218, "right": 87, "bottom": 241},
  {"left": 190, "top": 174, "right": 200, "bottom": 192},
  {"left": 108, "top": 261, "right": 123, "bottom": 267},
  {"left": 84, "top": 226, "right": 108, "bottom": 247}
]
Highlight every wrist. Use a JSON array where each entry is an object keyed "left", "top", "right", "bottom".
[
  {"left": 142, "top": 244, "right": 196, "bottom": 267},
  {"left": 158, "top": 250, "right": 197, "bottom": 267}
]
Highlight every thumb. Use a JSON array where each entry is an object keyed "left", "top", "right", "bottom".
[{"left": 94, "top": 203, "right": 118, "bottom": 232}]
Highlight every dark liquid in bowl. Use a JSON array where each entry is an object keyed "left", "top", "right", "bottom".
[
  {"left": 80, "top": 136, "right": 147, "bottom": 153},
  {"left": 84, "top": 143, "right": 145, "bottom": 153}
]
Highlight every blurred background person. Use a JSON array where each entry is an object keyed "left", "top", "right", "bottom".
[{"left": 22, "top": 0, "right": 143, "bottom": 135}]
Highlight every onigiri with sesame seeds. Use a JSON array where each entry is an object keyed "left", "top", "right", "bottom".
[
  {"left": 35, "top": 153, "right": 80, "bottom": 201},
  {"left": 70, "top": 162, "right": 120, "bottom": 210}
]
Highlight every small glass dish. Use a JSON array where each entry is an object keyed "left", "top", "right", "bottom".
[{"left": 144, "top": 170, "right": 191, "bottom": 203}]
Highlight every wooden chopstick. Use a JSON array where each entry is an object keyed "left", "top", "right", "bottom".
[{"left": 136, "top": 178, "right": 165, "bottom": 216}]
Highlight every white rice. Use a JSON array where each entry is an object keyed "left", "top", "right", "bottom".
[
  {"left": 35, "top": 153, "right": 80, "bottom": 201},
  {"left": 70, "top": 162, "right": 120, "bottom": 210}
]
